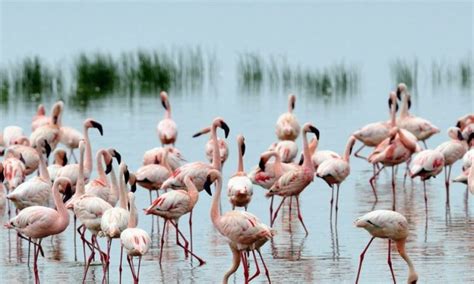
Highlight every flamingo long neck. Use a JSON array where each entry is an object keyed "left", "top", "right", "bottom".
[
  {"left": 96, "top": 151, "right": 106, "bottom": 182},
  {"left": 83, "top": 126, "right": 93, "bottom": 174},
  {"left": 343, "top": 137, "right": 355, "bottom": 162},
  {"left": 186, "top": 178, "right": 199, "bottom": 208},
  {"left": 390, "top": 98, "right": 397, "bottom": 127},
  {"left": 237, "top": 140, "right": 244, "bottom": 173},
  {"left": 397, "top": 129, "right": 417, "bottom": 153},
  {"left": 118, "top": 166, "right": 128, "bottom": 210},
  {"left": 396, "top": 240, "right": 417, "bottom": 283},
  {"left": 210, "top": 175, "right": 222, "bottom": 229},
  {"left": 109, "top": 165, "right": 119, "bottom": 202},
  {"left": 128, "top": 198, "right": 137, "bottom": 228},
  {"left": 400, "top": 93, "right": 409, "bottom": 118},
  {"left": 165, "top": 98, "right": 172, "bottom": 119},
  {"left": 76, "top": 146, "right": 86, "bottom": 196},
  {"left": 53, "top": 181, "right": 69, "bottom": 228},
  {"left": 36, "top": 148, "right": 50, "bottom": 183},
  {"left": 211, "top": 124, "right": 222, "bottom": 170},
  {"left": 302, "top": 131, "right": 313, "bottom": 170},
  {"left": 223, "top": 246, "right": 241, "bottom": 284},
  {"left": 271, "top": 152, "right": 283, "bottom": 177},
  {"left": 288, "top": 96, "right": 294, "bottom": 113},
  {"left": 161, "top": 150, "right": 172, "bottom": 174}
]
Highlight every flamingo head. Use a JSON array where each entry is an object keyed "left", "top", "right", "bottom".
[
  {"left": 447, "top": 127, "right": 463, "bottom": 141},
  {"left": 84, "top": 118, "right": 103, "bottom": 136},
  {"left": 37, "top": 104, "right": 46, "bottom": 116},
  {"left": 212, "top": 117, "right": 230, "bottom": 138},
  {"left": 108, "top": 148, "right": 121, "bottom": 164},
  {"left": 51, "top": 101, "right": 64, "bottom": 125},
  {"left": 288, "top": 93, "right": 296, "bottom": 112},
  {"left": 396, "top": 82, "right": 407, "bottom": 100},
  {"left": 54, "top": 149, "right": 68, "bottom": 166},
  {"left": 259, "top": 151, "right": 278, "bottom": 171},
  {"left": 0, "top": 163, "right": 4, "bottom": 182},
  {"left": 302, "top": 123, "right": 320, "bottom": 140},
  {"left": 102, "top": 150, "right": 113, "bottom": 174},
  {"left": 160, "top": 91, "right": 169, "bottom": 110},
  {"left": 204, "top": 169, "right": 222, "bottom": 196},
  {"left": 388, "top": 92, "right": 399, "bottom": 112},
  {"left": 128, "top": 173, "right": 137, "bottom": 192}
]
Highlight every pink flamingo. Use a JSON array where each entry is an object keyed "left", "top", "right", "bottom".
[
  {"left": 31, "top": 104, "right": 47, "bottom": 131},
  {"left": 267, "top": 123, "right": 320, "bottom": 234},
  {"left": 207, "top": 169, "right": 274, "bottom": 283},
  {"left": 396, "top": 83, "right": 439, "bottom": 148},
  {"left": 2, "top": 150, "right": 27, "bottom": 190},
  {"left": 85, "top": 149, "right": 120, "bottom": 205},
  {"left": 368, "top": 127, "right": 418, "bottom": 206},
  {"left": 4, "top": 177, "right": 73, "bottom": 284},
  {"left": 161, "top": 117, "right": 229, "bottom": 191},
  {"left": 56, "top": 118, "right": 103, "bottom": 188},
  {"left": 120, "top": 192, "right": 151, "bottom": 284},
  {"left": 144, "top": 175, "right": 207, "bottom": 266},
  {"left": 0, "top": 164, "right": 5, "bottom": 211},
  {"left": 47, "top": 149, "right": 68, "bottom": 182},
  {"left": 2, "top": 125, "right": 25, "bottom": 147},
  {"left": 136, "top": 149, "right": 172, "bottom": 203},
  {"left": 100, "top": 162, "right": 132, "bottom": 282},
  {"left": 8, "top": 136, "right": 41, "bottom": 175},
  {"left": 316, "top": 135, "right": 356, "bottom": 219},
  {"left": 30, "top": 101, "right": 63, "bottom": 150},
  {"left": 60, "top": 125, "right": 83, "bottom": 162},
  {"left": 354, "top": 210, "right": 418, "bottom": 284},
  {"left": 142, "top": 146, "right": 185, "bottom": 170},
  {"left": 409, "top": 149, "right": 445, "bottom": 204},
  {"left": 456, "top": 113, "right": 474, "bottom": 130},
  {"left": 275, "top": 93, "right": 300, "bottom": 141},
  {"left": 193, "top": 126, "right": 229, "bottom": 165},
  {"left": 268, "top": 140, "right": 298, "bottom": 163},
  {"left": 157, "top": 91, "right": 178, "bottom": 146},
  {"left": 7, "top": 140, "right": 52, "bottom": 210},
  {"left": 227, "top": 135, "right": 253, "bottom": 210}
]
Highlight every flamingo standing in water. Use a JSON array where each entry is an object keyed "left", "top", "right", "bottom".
[
  {"left": 396, "top": 83, "right": 440, "bottom": 148},
  {"left": 56, "top": 118, "right": 103, "bottom": 189},
  {"left": 142, "top": 146, "right": 185, "bottom": 171},
  {"left": 2, "top": 150, "right": 27, "bottom": 190},
  {"left": 47, "top": 149, "right": 68, "bottom": 182},
  {"left": 8, "top": 137, "right": 41, "bottom": 175},
  {"left": 275, "top": 93, "right": 300, "bottom": 141},
  {"left": 207, "top": 169, "right": 274, "bottom": 283},
  {"left": 268, "top": 140, "right": 298, "bottom": 163},
  {"left": 136, "top": 149, "right": 172, "bottom": 203},
  {"left": 354, "top": 210, "right": 418, "bottom": 284},
  {"left": 409, "top": 149, "right": 445, "bottom": 205},
  {"left": 157, "top": 91, "right": 178, "bottom": 146},
  {"left": 145, "top": 175, "right": 207, "bottom": 266},
  {"left": 85, "top": 148, "right": 120, "bottom": 205},
  {"left": 266, "top": 123, "right": 319, "bottom": 235},
  {"left": 193, "top": 126, "right": 229, "bottom": 165},
  {"left": 30, "top": 101, "right": 63, "bottom": 151},
  {"left": 227, "top": 135, "right": 253, "bottom": 210},
  {"left": 435, "top": 127, "right": 468, "bottom": 203},
  {"left": 120, "top": 192, "right": 151, "bottom": 284},
  {"left": 4, "top": 177, "right": 73, "bottom": 284},
  {"left": 316, "top": 135, "right": 356, "bottom": 219}
]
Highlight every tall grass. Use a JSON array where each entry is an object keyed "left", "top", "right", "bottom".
[
  {"left": 390, "top": 58, "right": 418, "bottom": 90},
  {"left": 431, "top": 57, "right": 472, "bottom": 88}
]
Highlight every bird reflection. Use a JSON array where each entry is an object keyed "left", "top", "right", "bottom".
[
  {"left": 330, "top": 220, "right": 340, "bottom": 260},
  {"left": 270, "top": 234, "right": 307, "bottom": 261}
]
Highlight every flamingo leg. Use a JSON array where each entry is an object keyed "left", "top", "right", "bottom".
[
  {"left": 269, "top": 196, "right": 274, "bottom": 224},
  {"left": 257, "top": 249, "right": 271, "bottom": 283},
  {"left": 391, "top": 167, "right": 396, "bottom": 211},
  {"left": 387, "top": 239, "right": 396, "bottom": 283},
  {"left": 189, "top": 209, "right": 193, "bottom": 263},
  {"left": 355, "top": 236, "right": 375, "bottom": 284},
  {"left": 127, "top": 255, "right": 138, "bottom": 284},
  {"left": 403, "top": 159, "right": 410, "bottom": 186},
  {"left": 18, "top": 233, "right": 44, "bottom": 258},
  {"left": 102, "top": 238, "right": 112, "bottom": 283},
  {"left": 169, "top": 221, "right": 206, "bottom": 266},
  {"left": 119, "top": 245, "right": 123, "bottom": 284},
  {"left": 271, "top": 197, "right": 286, "bottom": 226},
  {"left": 28, "top": 237, "right": 31, "bottom": 267},
  {"left": 248, "top": 250, "right": 260, "bottom": 282},
  {"left": 330, "top": 185, "right": 334, "bottom": 220},
  {"left": 354, "top": 144, "right": 367, "bottom": 160},
  {"left": 159, "top": 220, "right": 167, "bottom": 265},
  {"left": 335, "top": 184, "right": 340, "bottom": 214},
  {"left": 73, "top": 214, "right": 77, "bottom": 262},
  {"left": 369, "top": 165, "right": 384, "bottom": 201},
  {"left": 174, "top": 221, "right": 188, "bottom": 258},
  {"left": 288, "top": 196, "right": 292, "bottom": 222},
  {"left": 446, "top": 165, "right": 452, "bottom": 205},
  {"left": 422, "top": 140, "right": 428, "bottom": 149},
  {"left": 137, "top": 256, "right": 142, "bottom": 283},
  {"left": 241, "top": 251, "right": 249, "bottom": 284},
  {"left": 296, "top": 195, "right": 309, "bottom": 235},
  {"left": 33, "top": 239, "right": 42, "bottom": 284}
]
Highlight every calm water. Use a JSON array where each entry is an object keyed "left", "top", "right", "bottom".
[{"left": 0, "top": 2, "right": 473, "bottom": 283}]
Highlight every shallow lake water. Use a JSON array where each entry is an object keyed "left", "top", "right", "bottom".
[{"left": 0, "top": 2, "right": 473, "bottom": 283}]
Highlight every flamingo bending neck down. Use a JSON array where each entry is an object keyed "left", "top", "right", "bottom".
[{"left": 354, "top": 210, "right": 418, "bottom": 284}]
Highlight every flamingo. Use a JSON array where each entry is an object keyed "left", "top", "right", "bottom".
[
  {"left": 227, "top": 135, "right": 253, "bottom": 210},
  {"left": 462, "top": 148, "right": 474, "bottom": 171},
  {"left": 47, "top": 149, "right": 68, "bottom": 182},
  {"left": 120, "top": 192, "right": 151, "bottom": 284},
  {"left": 354, "top": 210, "right": 418, "bottom": 284},
  {"left": 352, "top": 92, "right": 399, "bottom": 159},
  {"left": 307, "top": 137, "right": 341, "bottom": 170},
  {"left": 4, "top": 177, "right": 73, "bottom": 283},
  {"left": 8, "top": 136, "right": 41, "bottom": 175},
  {"left": 368, "top": 127, "right": 418, "bottom": 206},
  {"left": 31, "top": 104, "right": 47, "bottom": 131},
  {"left": 207, "top": 169, "right": 274, "bottom": 283},
  {"left": 66, "top": 141, "right": 112, "bottom": 281},
  {"left": 456, "top": 113, "right": 474, "bottom": 130},
  {"left": 161, "top": 117, "right": 229, "bottom": 191},
  {"left": 157, "top": 91, "right": 178, "bottom": 146},
  {"left": 275, "top": 93, "right": 300, "bottom": 141},
  {"left": 266, "top": 123, "right": 320, "bottom": 234},
  {"left": 142, "top": 146, "right": 185, "bottom": 171},
  {"left": 316, "top": 135, "right": 356, "bottom": 218},
  {"left": 268, "top": 140, "right": 298, "bottom": 163},
  {"left": 144, "top": 175, "right": 207, "bottom": 265},
  {"left": 85, "top": 149, "right": 120, "bottom": 205},
  {"left": 60, "top": 125, "right": 83, "bottom": 162},
  {"left": 2, "top": 150, "right": 27, "bottom": 190},
  {"left": 7, "top": 140, "right": 53, "bottom": 210},
  {"left": 435, "top": 127, "right": 468, "bottom": 203},
  {"left": 409, "top": 149, "right": 445, "bottom": 205},
  {"left": 193, "top": 126, "right": 229, "bottom": 165},
  {"left": 2, "top": 125, "right": 25, "bottom": 147},
  {"left": 30, "top": 101, "right": 63, "bottom": 150},
  {"left": 55, "top": 118, "right": 103, "bottom": 188},
  {"left": 136, "top": 149, "right": 172, "bottom": 203},
  {"left": 396, "top": 83, "right": 440, "bottom": 147},
  {"left": 100, "top": 162, "right": 132, "bottom": 280}
]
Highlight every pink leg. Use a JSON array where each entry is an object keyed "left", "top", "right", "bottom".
[
  {"left": 127, "top": 255, "right": 138, "bottom": 284},
  {"left": 271, "top": 197, "right": 286, "bottom": 227},
  {"left": 241, "top": 251, "right": 249, "bottom": 284},
  {"left": 330, "top": 185, "right": 334, "bottom": 220},
  {"left": 446, "top": 165, "right": 452, "bottom": 205},
  {"left": 335, "top": 184, "right": 341, "bottom": 214},
  {"left": 189, "top": 210, "right": 193, "bottom": 262},
  {"left": 248, "top": 250, "right": 261, "bottom": 282},
  {"left": 169, "top": 221, "right": 206, "bottom": 266},
  {"left": 391, "top": 167, "right": 396, "bottom": 211},
  {"left": 269, "top": 196, "right": 274, "bottom": 224},
  {"left": 159, "top": 220, "right": 167, "bottom": 265},
  {"left": 174, "top": 222, "right": 188, "bottom": 258},
  {"left": 77, "top": 224, "right": 87, "bottom": 266},
  {"left": 288, "top": 196, "right": 292, "bottom": 222},
  {"left": 33, "top": 239, "right": 42, "bottom": 284},
  {"left": 257, "top": 249, "right": 271, "bottom": 283},
  {"left": 387, "top": 239, "right": 396, "bottom": 283},
  {"left": 296, "top": 195, "right": 309, "bottom": 235},
  {"left": 354, "top": 144, "right": 367, "bottom": 160},
  {"left": 137, "top": 256, "right": 142, "bottom": 283},
  {"left": 355, "top": 236, "right": 375, "bottom": 284},
  {"left": 369, "top": 165, "right": 384, "bottom": 202}
]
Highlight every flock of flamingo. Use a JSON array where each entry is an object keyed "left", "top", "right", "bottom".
[{"left": 0, "top": 84, "right": 472, "bottom": 284}]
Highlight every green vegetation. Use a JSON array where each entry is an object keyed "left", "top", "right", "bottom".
[{"left": 390, "top": 58, "right": 418, "bottom": 90}]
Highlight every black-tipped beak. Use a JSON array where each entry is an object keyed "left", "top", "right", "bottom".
[
  {"left": 53, "top": 115, "right": 59, "bottom": 125},
  {"left": 19, "top": 154, "right": 26, "bottom": 165},
  {"left": 241, "top": 142, "right": 246, "bottom": 156},
  {"left": 396, "top": 88, "right": 401, "bottom": 100},
  {"left": 468, "top": 133, "right": 474, "bottom": 146},
  {"left": 131, "top": 182, "right": 137, "bottom": 193},
  {"left": 161, "top": 99, "right": 167, "bottom": 110},
  {"left": 203, "top": 175, "right": 213, "bottom": 196},
  {"left": 220, "top": 121, "right": 230, "bottom": 138},
  {"left": 91, "top": 121, "right": 103, "bottom": 136},
  {"left": 124, "top": 168, "right": 130, "bottom": 184},
  {"left": 291, "top": 101, "right": 295, "bottom": 110},
  {"left": 63, "top": 155, "right": 68, "bottom": 166},
  {"left": 298, "top": 154, "right": 304, "bottom": 166},
  {"left": 114, "top": 150, "right": 121, "bottom": 164},
  {"left": 192, "top": 131, "right": 203, "bottom": 138},
  {"left": 407, "top": 97, "right": 411, "bottom": 110},
  {"left": 0, "top": 169, "right": 4, "bottom": 182},
  {"left": 259, "top": 158, "right": 266, "bottom": 171},
  {"left": 62, "top": 183, "right": 73, "bottom": 203},
  {"left": 309, "top": 126, "right": 320, "bottom": 140},
  {"left": 457, "top": 130, "right": 464, "bottom": 141},
  {"left": 105, "top": 161, "right": 113, "bottom": 174},
  {"left": 456, "top": 121, "right": 461, "bottom": 128},
  {"left": 44, "top": 140, "right": 51, "bottom": 158}
]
